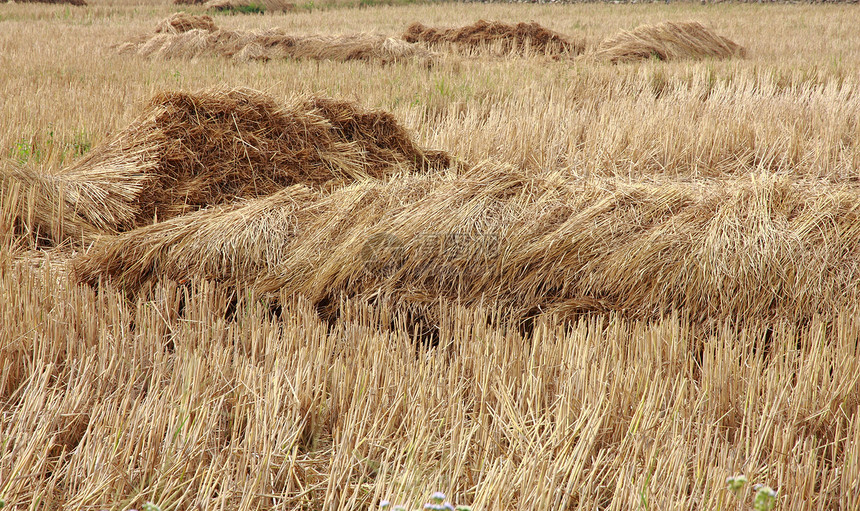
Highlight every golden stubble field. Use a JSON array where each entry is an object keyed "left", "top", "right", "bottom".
[{"left": 2, "top": 1, "right": 860, "bottom": 510}]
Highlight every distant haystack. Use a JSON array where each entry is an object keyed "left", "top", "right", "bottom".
[
  {"left": 204, "top": 0, "right": 296, "bottom": 12},
  {"left": 594, "top": 21, "right": 746, "bottom": 63},
  {"left": 1, "top": 88, "right": 449, "bottom": 246},
  {"left": 118, "top": 16, "right": 437, "bottom": 65},
  {"left": 71, "top": 167, "right": 860, "bottom": 325},
  {"left": 155, "top": 12, "right": 217, "bottom": 34},
  {"left": 402, "top": 20, "right": 583, "bottom": 56}
]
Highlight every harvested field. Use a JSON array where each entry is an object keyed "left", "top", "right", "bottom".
[
  {"left": 154, "top": 12, "right": 217, "bottom": 34},
  {"left": 118, "top": 17, "right": 437, "bottom": 65},
  {"left": 1, "top": 87, "right": 449, "bottom": 246},
  {"left": 402, "top": 19, "right": 583, "bottom": 56},
  {"left": 594, "top": 20, "right": 747, "bottom": 63},
  {"left": 4, "top": 2, "right": 860, "bottom": 510},
  {"left": 72, "top": 167, "right": 860, "bottom": 325}
]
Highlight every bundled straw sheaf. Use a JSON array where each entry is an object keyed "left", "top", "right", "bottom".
[
  {"left": 118, "top": 16, "right": 436, "bottom": 65},
  {"left": 154, "top": 12, "right": 217, "bottom": 34},
  {"left": 72, "top": 166, "right": 860, "bottom": 324},
  {"left": 2, "top": 87, "right": 449, "bottom": 245},
  {"left": 402, "top": 20, "right": 583, "bottom": 56},
  {"left": 594, "top": 21, "right": 746, "bottom": 63}
]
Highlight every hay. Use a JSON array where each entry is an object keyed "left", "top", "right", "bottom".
[
  {"left": 71, "top": 166, "right": 860, "bottom": 324},
  {"left": 401, "top": 20, "right": 583, "bottom": 56},
  {"left": 2, "top": 87, "right": 450, "bottom": 245},
  {"left": 593, "top": 20, "right": 746, "bottom": 63},
  {"left": 119, "top": 17, "right": 437, "bottom": 65},
  {"left": 155, "top": 12, "right": 217, "bottom": 34},
  {"left": 204, "top": 0, "right": 296, "bottom": 12}
]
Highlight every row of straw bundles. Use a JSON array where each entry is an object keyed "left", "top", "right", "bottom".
[
  {"left": 124, "top": 15, "right": 744, "bottom": 64},
  {"left": 119, "top": 14, "right": 437, "bottom": 65},
  {"left": 0, "top": 88, "right": 450, "bottom": 246},
  {"left": 72, "top": 165, "right": 860, "bottom": 324}
]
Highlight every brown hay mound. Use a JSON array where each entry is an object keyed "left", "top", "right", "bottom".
[
  {"left": 402, "top": 20, "right": 583, "bottom": 56},
  {"left": 71, "top": 167, "right": 860, "bottom": 325},
  {"left": 155, "top": 12, "right": 217, "bottom": 34},
  {"left": 594, "top": 20, "right": 746, "bottom": 63},
  {"left": 2, "top": 87, "right": 449, "bottom": 246},
  {"left": 173, "top": 0, "right": 206, "bottom": 5},
  {"left": 118, "top": 17, "right": 437, "bottom": 66},
  {"left": 204, "top": 0, "right": 295, "bottom": 12}
]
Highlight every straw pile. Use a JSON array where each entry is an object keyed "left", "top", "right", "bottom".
[
  {"left": 118, "top": 16, "right": 436, "bottom": 65},
  {"left": 2, "top": 87, "right": 449, "bottom": 245},
  {"left": 72, "top": 166, "right": 860, "bottom": 324},
  {"left": 594, "top": 21, "right": 746, "bottom": 63},
  {"left": 402, "top": 20, "right": 583, "bottom": 56},
  {"left": 204, "top": 0, "right": 296, "bottom": 12},
  {"left": 154, "top": 12, "right": 217, "bottom": 34}
]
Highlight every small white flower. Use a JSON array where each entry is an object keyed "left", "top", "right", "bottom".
[{"left": 430, "top": 492, "right": 446, "bottom": 503}]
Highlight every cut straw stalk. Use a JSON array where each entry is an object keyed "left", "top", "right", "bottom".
[{"left": 72, "top": 166, "right": 860, "bottom": 324}]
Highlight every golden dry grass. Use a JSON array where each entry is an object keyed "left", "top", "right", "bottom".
[{"left": 2, "top": 1, "right": 860, "bottom": 510}]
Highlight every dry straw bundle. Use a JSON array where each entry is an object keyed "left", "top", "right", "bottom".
[
  {"left": 72, "top": 165, "right": 860, "bottom": 324},
  {"left": 1, "top": 87, "right": 449, "bottom": 246},
  {"left": 402, "top": 20, "right": 584, "bottom": 56},
  {"left": 119, "top": 15, "right": 437, "bottom": 65},
  {"left": 594, "top": 20, "right": 746, "bottom": 63},
  {"left": 154, "top": 12, "right": 218, "bottom": 34}
]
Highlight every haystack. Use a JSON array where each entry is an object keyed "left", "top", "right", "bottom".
[
  {"left": 401, "top": 20, "right": 583, "bottom": 56},
  {"left": 593, "top": 21, "right": 746, "bottom": 63},
  {"left": 204, "top": 0, "right": 295, "bottom": 12},
  {"left": 2, "top": 87, "right": 449, "bottom": 245},
  {"left": 71, "top": 166, "right": 860, "bottom": 324},
  {"left": 118, "top": 16, "right": 437, "bottom": 65},
  {"left": 155, "top": 12, "right": 217, "bottom": 34}
]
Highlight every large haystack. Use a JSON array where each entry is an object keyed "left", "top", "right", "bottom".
[
  {"left": 71, "top": 167, "right": 860, "bottom": 324},
  {"left": 594, "top": 21, "right": 746, "bottom": 63},
  {"left": 402, "top": 20, "right": 583, "bottom": 56},
  {"left": 155, "top": 12, "right": 217, "bottom": 34},
  {"left": 118, "top": 16, "right": 437, "bottom": 65},
  {"left": 1, "top": 87, "right": 449, "bottom": 245}
]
